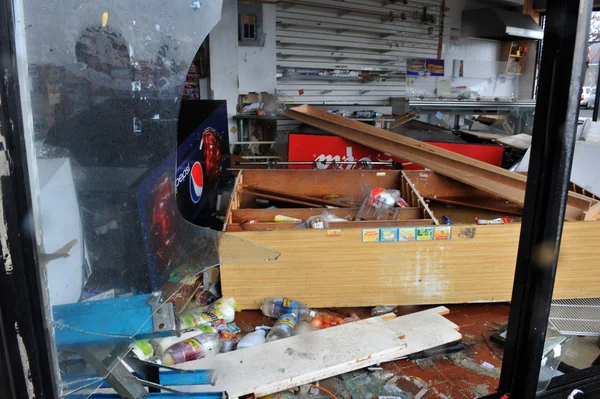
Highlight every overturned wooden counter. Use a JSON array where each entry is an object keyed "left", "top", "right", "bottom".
[{"left": 220, "top": 169, "right": 600, "bottom": 310}]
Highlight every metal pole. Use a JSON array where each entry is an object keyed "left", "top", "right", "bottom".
[
  {"left": 593, "top": 62, "right": 600, "bottom": 121},
  {"left": 499, "top": 0, "right": 592, "bottom": 397}
]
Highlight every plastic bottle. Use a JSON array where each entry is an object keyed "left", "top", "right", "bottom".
[
  {"left": 161, "top": 333, "right": 221, "bottom": 365},
  {"left": 292, "top": 320, "right": 313, "bottom": 336},
  {"left": 152, "top": 325, "right": 217, "bottom": 357},
  {"left": 236, "top": 328, "right": 268, "bottom": 350},
  {"left": 266, "top": 314, "right": 298, "bottom": 342},
  {"left": 260, "top": 297, "right": 316, "bottom": 320},
  {"left": 179, "top": 298, "right": 237, "bottom": 330}
]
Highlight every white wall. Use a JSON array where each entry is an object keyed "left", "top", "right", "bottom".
[
  {"left": 210, "top": 0, "right": 278, "bottom": 142},
  {"left": 409, "top": 0, "right": 521, "bottom": 99},
  {"left": 238, "top": 4, "right": 277, "bottom": 94},
  {"left": 210, "top": 0, "right": 239, "bottom": 142}
]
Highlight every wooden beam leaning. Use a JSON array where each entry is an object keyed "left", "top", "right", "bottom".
[{"left": 285, "top": 105, "right": 593, "bottom": 221}]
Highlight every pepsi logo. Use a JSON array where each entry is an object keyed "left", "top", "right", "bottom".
[
  {"left": 175, "top": 164, "right": 190, "bottom": 187},
  {"left": 189, "top": 161, "right": 203, "bottom": 203}
]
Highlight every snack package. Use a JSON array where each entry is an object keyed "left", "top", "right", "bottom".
[
  {"left": 307, "top": 214, "right": 328, "bottom": 229},
  {"left": 475, "top": 217, "right": 512, "bottom": 225}
]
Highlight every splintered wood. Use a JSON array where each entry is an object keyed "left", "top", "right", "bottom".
[
  {"left": 284, "top": 105, "right": 595, "bottom": 220},
  {"left": 180, "top": 307, "right": 461, "bottom": 398}
]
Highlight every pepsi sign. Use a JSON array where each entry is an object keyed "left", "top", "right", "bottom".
[{"left": 189, "top": 162, "right": 203, "bottom": 203}]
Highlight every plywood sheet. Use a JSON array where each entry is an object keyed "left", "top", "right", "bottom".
[
  {"left": 180, "top": 307, "right": 460, "bottom": 398},
  {"left": 220, "top": 221, "right": 600, "bottom": 309}
]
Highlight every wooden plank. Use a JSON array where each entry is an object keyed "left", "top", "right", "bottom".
[
  {"left": 231, "top": 207, "right": 423, "bottom": 223},
  {"left": 285, "top": 105, "right": 591, "bottom": 220},
  {"left": 241, "top": 189, "right": 323, "bottom": 208},
  {"left": 180, "top": 307, "right": 461, "bottom": 398},
  {"left": 583, "top": 202, "right": 600, "bottom": 221},
  {"left": 389, "top": 112, "right": 419, "bottom": 129},
  {"left": 220, "top": 221, "right": 600, "bottom": 309},
  {"left": 244, "top": 185, "right": 354, "bottom": 208},
  {"left": 239, "top": 169, "right": 401, "bottom": 199},
  {"left": 432, "top": 197, "right": 522, "bottom": 215}
]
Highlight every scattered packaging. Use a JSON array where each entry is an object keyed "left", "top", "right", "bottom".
[
  {"left": 363, "top": 184, "right": 407, "bottom": 208},
  {"left": 161, "top": 264, "right": 202, "bottom": 313},
  {"left": 371, "top": 305, "right": 398, "bottom": 316},
  {"left": 310, "top": 313, "right": 345, "bottom": 330},
  {"left": 275, "top": 215, "right": 303, "bottom": 223},
  {"left": 307, "top": 214, "right": 328, "bottom": 229},
  {"left": 237, "top": 327, "right": 269, "bottom": 349},
  {"left": 475, "top": 217, "right": 512, "bottom": 225},
  {"left": 131, "top": 340, "right": 154, "bottom": 361},
  {"left": 179, "top": 298, "right": 238, "bottom": 330},
  {"left": 219, "top": 328, "right": 241, "bottom": 353},
  {"left": 343, "top": 313, "right": 361, "bottom": 324}
]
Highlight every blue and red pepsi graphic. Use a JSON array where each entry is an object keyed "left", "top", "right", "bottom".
[
  {"left": 136, "top": 101, "right": 230, "bottom": 289},
  {"left": 190, "top": 162, "right": 203, "bottom": 203}
]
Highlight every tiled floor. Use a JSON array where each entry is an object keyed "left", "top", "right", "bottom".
[{"left": 235, "top": 303, "right": 511, "bottom": 399}]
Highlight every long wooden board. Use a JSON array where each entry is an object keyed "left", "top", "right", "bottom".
[
  {"left": 243, "top": 185, "right": 353, "bottom": 208},
  {"left": 285, "top": 105, "right": 593, "bottom": 220},
  {"left": 220, "top": 221, "right": 600, "bottom": 309},
  {"left": 180, "top": 307, "right": 461, "bottom": 398}
]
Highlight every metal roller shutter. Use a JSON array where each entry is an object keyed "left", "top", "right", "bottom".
[{"left": 276, "top": 0, "right": 443, "bottom": 105}]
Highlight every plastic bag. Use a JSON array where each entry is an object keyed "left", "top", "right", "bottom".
[{"left": 361, "top": 183, "right": 408, "bottom": 208}]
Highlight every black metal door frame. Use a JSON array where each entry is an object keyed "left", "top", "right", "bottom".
[
  {"left": 0, "top": 0, "right": 60, "bottom": 397},
  {"left": 1, "top": 0, "right": 600, "bottom": 399}
]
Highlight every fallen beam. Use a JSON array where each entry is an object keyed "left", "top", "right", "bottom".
[
  {"left": 180, "top": 307, "right": 461, "bottom": 398},
  {"left": 285, "top": 105, "right": 593, "bottom": 220}
]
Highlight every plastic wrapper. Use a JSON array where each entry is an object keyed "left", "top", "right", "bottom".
[{"left": 307, "top": 214, "right": 329, "bottom": 229}]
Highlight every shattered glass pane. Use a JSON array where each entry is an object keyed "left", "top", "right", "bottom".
[{"left": 13, "top": 0, "right": 278, "bottom": 396}]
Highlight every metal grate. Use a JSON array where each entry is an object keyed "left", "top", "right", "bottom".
[{"left": 549, "top": 298, "right": 600, "bottom": 336}]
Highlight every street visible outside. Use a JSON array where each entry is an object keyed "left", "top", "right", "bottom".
[{"left": 580, "top": 108, "right": 594, "bottom": 118}]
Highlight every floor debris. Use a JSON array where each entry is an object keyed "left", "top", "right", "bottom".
[{"left": 180, "top": 307, "right": 461, "bottom": 398}]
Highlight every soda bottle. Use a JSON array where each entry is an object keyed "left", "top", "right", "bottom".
[
  {"left": 261, "top": 297, "right": 316, "bottom": 320},
  {"left": 161, "top": 333, "right": 221, "bottom": 365},
  {"left": 179, "top": 298, "right": 237, "bottom": 330},
  {"left": 266, "top": 314, "right": 297, "bottom": 342},
  {"left": 152, "top": 325, "right": 217, "bottom": 357}
]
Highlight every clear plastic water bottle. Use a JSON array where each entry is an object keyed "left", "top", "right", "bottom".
[
  {"left": 266, "top": 314, "right": 297, "bottom": 342},
  {"left": 260, "top": 297, "right": 316, "bottom": 320},
  {"left": 292, "top": 320, "right": 313, "bottom": 336},
  {"left": 161, "top": 333, "right": 221, "bottom": 365}
]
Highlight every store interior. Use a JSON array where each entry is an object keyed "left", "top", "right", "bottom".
[{"left": 3, "top": 0, "right": 600, "bottom": 398}]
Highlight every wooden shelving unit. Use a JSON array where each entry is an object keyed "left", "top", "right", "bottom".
[{"left": 501, "top": 41, "right": 529, "bottom": 75}]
